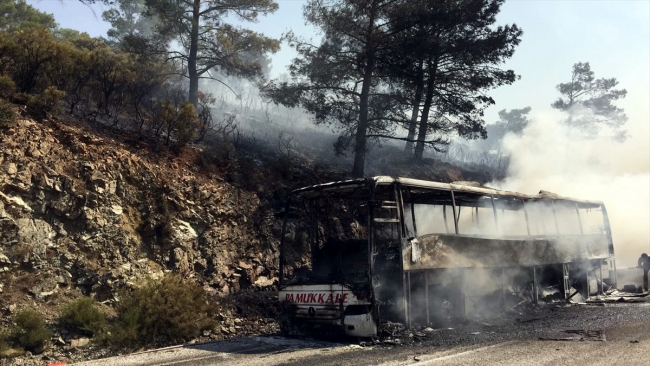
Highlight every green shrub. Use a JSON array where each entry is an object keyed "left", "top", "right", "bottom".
[
  {"left": 107, "top": 274, "right": 214, "bottom": 347},
  {"left": 0, "top": 98, "right": 16, "bottom": 129},
  {"left": 0, "top": 76, "right": 16, "bottom": 99},
  {"left": 0, "top": 327, "right": 24, "bottom": 358},
  {"left": 11, "top": 92, "right": 30, "bottom": 105},
  {"left": 61, "top": 297, "right": 107, "bottom": 336},
  {"left": 174, "top": 102, "right": 200, "bottom": 149},
  {"left": 0, "top": 328, "right": 9, "bottom": 355},
  {"left": 43, "top": 86, "right": 66, "bottom": 111},
  {"left": 10, "top": 308, "right": 50, "bottom": 351},
  {"left": 26, "top": 86, "right": 65, "bottom": 121}
]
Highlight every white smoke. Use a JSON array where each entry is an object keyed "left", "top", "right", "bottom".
[{"left": 492, "top": 108, "right": 650, "bottom": 267}]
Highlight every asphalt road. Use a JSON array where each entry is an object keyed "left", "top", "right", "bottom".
[{"left": 74, "top": 299, "right": 650, "bottom": 366}]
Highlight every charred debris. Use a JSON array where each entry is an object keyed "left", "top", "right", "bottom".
[{"left": 277, "top": 176, "right": 618, "bottom": 340}]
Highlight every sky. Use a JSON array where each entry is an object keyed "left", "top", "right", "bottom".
[{"left": 26, "top": 0, "right": 649, "bottom": 127}]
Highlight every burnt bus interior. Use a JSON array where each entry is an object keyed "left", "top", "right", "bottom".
[{"left": 279, "top": 177, "right": 616, "bottom": 329}]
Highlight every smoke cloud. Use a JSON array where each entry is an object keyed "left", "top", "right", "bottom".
[{"left": 492, "top": 109, "right": 650, "bottom": 267}]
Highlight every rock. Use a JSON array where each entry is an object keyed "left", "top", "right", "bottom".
[
  {"left": 30, "top": 277, "right": 59, "bottom": 300},
  {"left": 12, "top": 218, "right": 55, "bottom": 262},
  {"left": 0, "top": 191, "right": 33, "bottom": 213},
  {"left": 13, "top": 169, "right": 32, "bottom": 191},
  {"left": 90, "top": 172, "right": 116, "bottom": 194},
  {"left": 171, "top": 247, "right": 191, "bottom": 275},
  {"left": 174, "top": 219, "right": 198, "bottom": 241},
  {"left": 56, "top": 270, "right": 72, "bottom": 286},
  {"left": 70, "top": 337, "right": 90, "bottom": 349},
  {"left": 253, "top": 276, "right": 276, "bottom": 288},
  {"left": 39, "top": 174, "right": 54, "bottom": 190},
  {"left": 110, "top": 204, "right": 123, "bottom": 216},
  {"left": 54, "top": 336, "right": 66, "bottom": 346},
  {"left": 55, "top": 224, "right": 68, "bottom": 237},
  {"left": 238, "top": 261, "right": 253, "bottom": 270},
  {"left": 7, "top": 162, "right": 17, "bottom": 174},
  {"left": 82, "top": 162, "right": 94, "bottom": 171},
  {"left": 49, "top": 194, "right": 75, "bottom": 217},
  {"left": 76, "top": 275, "right": 98, "bottom": 286},
  {"left": 193, "top": 259, "right": 207, "bottom": 273}
]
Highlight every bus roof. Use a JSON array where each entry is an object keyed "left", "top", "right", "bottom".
[{"left": 291, "top": 176, "right": 604, "bottom": 208}]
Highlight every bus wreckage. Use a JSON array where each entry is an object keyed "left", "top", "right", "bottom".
[{"left": 278, "top": 177, "right": 617, "bottom": 337}]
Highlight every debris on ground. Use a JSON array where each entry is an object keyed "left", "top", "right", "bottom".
[
  {"left": 622, "top": 284, "right": 641, "bottom": 293},
  {"left": 516, "top": 317, "right": 544, "bottom": 323},
  {"left": 567, "top": 288, "right": 586, "bottom": 304},
  {"left": 586, "top": 289, "right": 649, "bottom": 304},
  {"left": 539, "top": 329, "right": 606, "bottom": 342}
]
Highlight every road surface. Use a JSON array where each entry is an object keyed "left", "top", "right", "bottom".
[{"left": 74, "top": 301, "right": 650, "bottom": 366}]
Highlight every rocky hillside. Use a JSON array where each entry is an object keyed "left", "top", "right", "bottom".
[{"left": 0, "top": 115, "right": 293, "bottom": 317}]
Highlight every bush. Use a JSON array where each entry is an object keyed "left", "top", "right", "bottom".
[
  {"left": 11, "top": 92, "right": 30, "bottom": 105},
  {"left": 107, "top": 274, "right": 214, "bottom": 347},
  {"left": 26, "top": 86, "right": 65, "bottom": 121},
  {"left": 268, "top": 156, "right": 294, "bottom": 180},
  {"left": 0, "top": 328, "right": 23, "bottom": 358},
  {"left": 0, "top": 328, "right": 9, "bottom": 355},
  {"left": 60, "top": 297, "right": 107, "bottom": 336},
  {"left": 11, "top": 308, "right": 50, "bottom": 351},
  {"left": 198, "top": 142, "right": 237, "bottom": 173},
  {"left": 0, "top": 76, "right": 16, "bottom": 99},
  {"left": 0, "top": 98, "right": 16, "bottom": 129},
  {"left": 174, "top": 102, "right": 200, "bottom": 149}
]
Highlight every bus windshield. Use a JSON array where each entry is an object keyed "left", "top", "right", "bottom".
[{"left": 280, "top": 194, "right": 370, "bottom": 286}]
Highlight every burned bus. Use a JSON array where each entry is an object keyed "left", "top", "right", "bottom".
[{"left": 278, "top": 177, "right": 616, "bottom": 337}]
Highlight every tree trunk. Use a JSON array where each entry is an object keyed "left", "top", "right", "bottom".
[
  {"left": 188, "top": 0, "right": 200, "bottom": 106},
  {"left": 414, "top": 57, "right": 439, "bottom": 160},
  {"left": 404, "top": 57, "right": 424, "bottom": 155},
  {"left": 352, "top": 59, "right": 374, "bottom": 178},
  {"left": 351, "top": 2, "right": 377, "bottom": 178}
]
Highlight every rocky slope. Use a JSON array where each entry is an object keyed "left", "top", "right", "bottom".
[{"left": 0, "top": 115, "right": 289, "bottom": 331}]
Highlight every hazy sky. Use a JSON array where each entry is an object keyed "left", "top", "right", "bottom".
[{"left": 26, "top": 0, "right": 650, "bottom": 131}]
